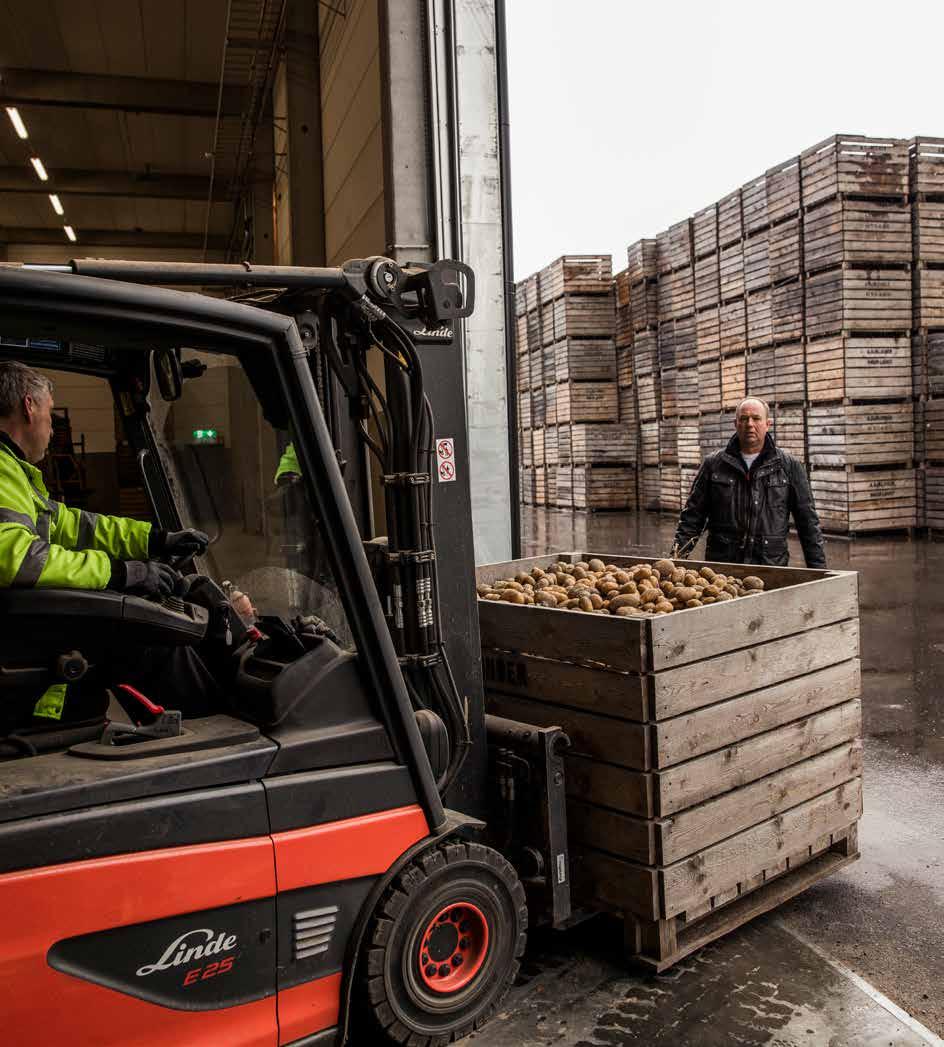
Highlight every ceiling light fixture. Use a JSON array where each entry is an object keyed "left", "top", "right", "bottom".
[
  {"left": 30, "top": 157, "right": 48, "bottom": 181},
  {"left": 5, "top": 107, "right": 28, "bottom": 139},
  {"left": 49, "top": 194, "right": 64, "bottom": 215},
  {"left": 63, "top": 225, "right": 76, "bottom": 242}
]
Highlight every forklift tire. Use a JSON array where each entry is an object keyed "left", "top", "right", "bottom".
[{"left": 357, "top": 838, "right": 527, "bottom": 1045}]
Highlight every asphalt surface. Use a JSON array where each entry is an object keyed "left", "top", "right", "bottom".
[{"left": 462, "top": 510, "right": 944, "bottom": 1046}]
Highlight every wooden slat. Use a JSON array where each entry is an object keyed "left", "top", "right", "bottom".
[
  {"left": 553, "top": 338, "right": 617, "bottom": 382},
  {"left": 539, "top": 255, "right": 613, "bottom": 303},
  {"left": 805, "top": 267, "right": 912, "bottom": 339},
  {"left": 566, "top": 751, "right": 654, "bottom": 818},
  {"left": 808, "top": 402, "right": 914, "bottom": 467},
  {"left": 801, "top": 134, "right": 909, "bottom": 207},
  {"left": 806, "top": 334, "right": 912, "bottom": 402},
  {"left": 804, "top": 198, "right": 911, "bottom": 272},
  {"left": 627, "top": 239, "right": 659, "bottom": 285},
  {"left": 567, "top": 798, "right": 656, "bottom": 865},
  {"left": 910, "top": 136, "right": 944, "bottom": 196},
  {"left": 769, "top": 217, "right": 801, "bottom": 283}
]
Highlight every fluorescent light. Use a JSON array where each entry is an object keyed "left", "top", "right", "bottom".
[
  {"left": 5, "top": 107, "right": 28, "bottom": 139},
  {"left": 63, "top": 225, "right": 76, "bottom": 243},
  {"left": 30, "top": 157, "right": 48, "bottom": 181},
  {"left": 49, "top": 194, "right": 64, "bottom": 215}
]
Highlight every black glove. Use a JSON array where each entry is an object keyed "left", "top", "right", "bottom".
[
  {"left": 109, "top": 560, "right": 180, "bottom": 597},
  {"left": 149, "top": 528, "right": 210, "bottom": 559}
]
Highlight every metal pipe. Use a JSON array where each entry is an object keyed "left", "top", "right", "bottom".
[{"left": 66, "top": 260, "right": 348, "bottom": 289}]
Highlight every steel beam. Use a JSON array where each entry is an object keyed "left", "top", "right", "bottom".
[
  {"left": 0, "top": 166, "right": 224, "bottom": 201},
  {"left": 0, "top": 227, "right": 229, "bottom": 250},
  {"left": 0, "top": 68, "right": 247, "bottom": 118}
]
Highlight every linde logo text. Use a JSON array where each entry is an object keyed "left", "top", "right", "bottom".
[{"left": 136, "top": 929, "right": 238, "bottom": 976}]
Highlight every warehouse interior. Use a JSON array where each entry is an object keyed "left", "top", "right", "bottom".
[{"left": 1, "top": 4, "right": 943, "bottom": 1047}]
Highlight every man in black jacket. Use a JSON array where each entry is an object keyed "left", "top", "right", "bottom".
[{"left": 672, "top": 397, "right": 827, "bottom": 568}]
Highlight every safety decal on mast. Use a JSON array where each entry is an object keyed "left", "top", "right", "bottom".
[{"left": 436, "top": 438, "right": 456, "bottom": 483}]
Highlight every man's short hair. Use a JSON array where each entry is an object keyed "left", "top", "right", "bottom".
[
  {"left": 0, "top": 361, "right": 53, "bottom": 419},
  {"left": 735, "top": 397, "right": 770, "bottom": 420}
]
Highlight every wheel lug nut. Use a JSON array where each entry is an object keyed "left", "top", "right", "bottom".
[
  {"left": 459, "top": 921, "right": 469, "bottom": 933},
  {"left": 452, "top": 954, "right": 463, "bottom": 967},
  {"left": 459, "top": 937, "right": 470, "bottom": 949},
  {"left": 422, "top": 953, "right": 429, "bottom": 965},
  {"left": 438, "top": 964, "right": 451, "bottom": 978},
  {"left": 425, "top": 964, "right": 437, "bottom": 977}
]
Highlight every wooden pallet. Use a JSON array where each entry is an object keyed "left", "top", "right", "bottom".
[
  {"left": 811, "top": 466, "right": 917, "bottom": 532},
  {"left": 519, "top": 466, "right": 535, "bottom": 505},
  {"left": 550, "top": 293, "right": 616, "bottom": 340},
  {"left": 546, "top": 466, "right": 558, "bottom": 507},
  {"left": 697, "top": 359, "right": 722, "bottom": 413},
  {"left": 721, "top": 352, "right": 747, "bottom": 410},
  {"left": 571, "top": 466, "right": 637, "bottom": 510},
  {"left": 801, "top": 134, "right": 909, "bottom": 207},
  {"left": 804, "top": 197, "right": 911, "bottom": 272},
  {"left": 657, "top": 266, "right": 695, "bottom": 321},
  {"left": 569, "top": 422, "right": 637, "bottom": 465},
  {"left": 720, "top": 243, "right": 745, "bottom": 301},
  {"left": 805, "top": 267, "right": 912, "bottom": 339},
  {"left": 519, "top": 392, "right": 532, "bottom": 430},
  {"left": 808, "top": 402, "right": 914, "bottom": 467},
  {"left": 657, "top": 220, "right": 694, "bottom": 274},
  {"left": 770, "top": 218, "right": 802, "bottom": 283},
  {"left": 477, "top": 554, "right": 862, "bottom": 971},
  {"left": 806, "top": 334, "right": 912, "bottom": 402},
  {"left": 913, "top": 202, "right": 944, "bottom": 266},
  {"left": 719, "top": 297, "right": 748, "bottom": 355},
  {"left": 515, "top": 281, "right": 529, "bottom": 318},
  {"left": 539, "top": 255, "right": 613, "bottom": 304},
  {"left": 627, "top": 239, "right": 659, "bottom": 285},
  {"left": 913, "top": 266, "right": 944, "bottom": 328},
  {"left": 693, "top": 204, "right": 718, "bottom": 259},
  {"left": 909, "top": 137, "right": 944, "bottom": 198},
  {"left": 553, "top": 337, "right": 617, "bottom": 383},
  {"left": 747, "top": 288, "right": 773, "bottom": 348},
  {"left": 680, "top": 464, "right": 699, "bottom": 503},
  {"left": 719, "top": 188, "right": 744, "bottom": 247},
  {"left": 696, "top": 306, "right": 721, "bottom": 361},
  {"left": 556, "top": 381, "right": 619, "bottom": 424},
  {"left": 744, "top": 231, "right": 771, "bottom": 293},
  {"left": 695, "top": 253, "right": 721, "bottom": 310},
  {"left": 766, "top": 156, "right": 802, "bottom": 224}
]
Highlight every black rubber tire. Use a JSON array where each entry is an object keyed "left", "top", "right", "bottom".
[{"left": 356, "top": 838, "right": 527, "bottom": 1046}]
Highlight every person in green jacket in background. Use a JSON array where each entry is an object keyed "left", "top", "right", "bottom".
[
  {"left": 274, "top": 442, "right": 300, "bottom": 485},
  {"left": 0, "top": 360, "right": 215, "bottom": 724}
]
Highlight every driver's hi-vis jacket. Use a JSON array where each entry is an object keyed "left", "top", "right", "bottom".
[{"left": 0, "top": 434, "right": 151, "bottom": 590}]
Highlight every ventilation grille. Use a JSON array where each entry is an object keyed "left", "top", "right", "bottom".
[{"left": 293, "top": 904, "right": 339, "bottom": 961}]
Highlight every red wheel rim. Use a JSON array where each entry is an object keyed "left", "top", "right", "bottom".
[{"left": 416, "top": 902, "right": 489, "bottom": 994}]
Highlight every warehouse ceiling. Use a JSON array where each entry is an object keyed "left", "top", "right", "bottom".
[{"left": 0, "top": 0, "right": 287, "bottom": 260}]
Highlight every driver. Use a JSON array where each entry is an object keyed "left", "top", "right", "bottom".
[{"left": 0, "top": 361, "right": 213, "bottom": 721}]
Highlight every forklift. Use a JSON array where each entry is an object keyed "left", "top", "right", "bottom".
[{"left": 0, "top": 257, "right": 570, "bottom": 1046}]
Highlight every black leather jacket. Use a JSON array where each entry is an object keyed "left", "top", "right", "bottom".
[{"left": 673, "top": 433, "right": 827, "bottom": 568}]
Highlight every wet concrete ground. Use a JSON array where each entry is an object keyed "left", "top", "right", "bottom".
[{"left": 464, "top": 510, "right": 944, "bottom": 1046}]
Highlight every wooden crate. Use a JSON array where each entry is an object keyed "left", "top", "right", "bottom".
[
  {"left": 522, "top": 276, "right": 539, "bottom": 313},
  {"left": 556, "top": 466, "right": 574, "bottom": 509},
  {"left": 641, "top": 466, "right": 660, "bottom": 509},
  {"left": 570, "top": 423, "right": 637, "bottom": 465},
  {"left": 531, "top": 384, "right": 546, "bottom": 428},
  {"left": 719, "top": 243, "right": 745, "bottom": 301},
  {"left": 771, "top": 279, "right": 804, "bottom": 343},
  {"left": 720, "top": 297, "right": 747, "bottom": 355},
  {"left": 657, "top": 315, "right": 696, "bottom": 368},
  {"left": 747, "top": 346, "right": 775, "bottom": 398},
  {"left": 805, "top": 267, "right": 912, "bottom": 339},
  {"left": 542, "top": 342, "right": 555, "bottom": 386},
  {"left": 616, "top": 345, "right": 633, "bottom": 387},
  {"left": 913, "top": 202, "right": 944, "bottom": 265},
  {"left": 657, "top": 220, "right": 693, "bottom": 274},
  {"left": 811, "top": 467, "right": 916, "bottom": 532},
  {"left": 680, "top": 465, "right": 699, "bottom": 504},
  {"left": 721, "top": 352, "right": 747, "bottom": 410},
  {"left": 478, "top": 554, "right": 861, "bottom": 970},
  {"left": 770, "top": 218, "right": 801, "bottom": 283},
  {"left": 516, "top": 348, "right": 530, "bottom": 392},
  {"left": 614, "top": 269, "right": 634, "bottom": 349},
  {"left": 808, "top": 402, "right": 913, "bottom": 468},
  {"left": 912, "top": 330, "right": 944, "bottom": 398},
  {"left": 660, "top": 366, "right": 678, "bottom": 417},
  {"left": 676, "top": 366, "right": 699, "bottom": 418},
  {"left": 533, "top": 467, "right": 546, "bottom": 507},
  {"left": 541, "top": 301, "right": 555, "bottom": 347},
  {"left": 629, "top": 278, "right": 659, "bottom": 332},
  {"left": 515, "top": 313, "right": 528, "bottom": 356},
  {"left": 547, "top": 467, "right": 560, "bottom": 507},
  {"left": 627, "top": 239, "right": 658, "bottom": 285},
  {"left": 544, "top": 425, "right": 559, "bottom": 468},
  {"left": 572, "top": 466, "right": 637, "bottom": 510},
  {"left": 801, "top": 134, "right": 909, "bottom": 207},
  {"left": 539, "top": 255, "right": 613, "bottom": 303},
  {"left": 657, "top": 266, "right": 695, "bottom": 320},
  {"left": 678, "top": 419, "right": 700, "bottom": 466},
  {"left": 554, "top": 338, "right": 617, "bottom": 383},
  {"left": 744, "top": 231, "right": 770, "bottom": 293},
  {"left": 618, "top": 385, "right": 636, "bottom": 429},
  {"left": 718, "top": 188, "right": 743, "bottom": 247},
  {"left": 640, "top": 421, "right": 660, "bottom": 466},
  {"left": 806, "top": 334, "right": 912, "bottom": 402},
  {"left": 766, "top": 157, "right": 801, "bottom": 223},
  {"left": 910, "top": 137, "right": 944, "bottom": 197},
  {"left": 742, "top": 175, "right": 769, "bottom": 235},
  {"left": 693, "top": 204, "right": 718, "bottom": 259},
  {"left": 925, "top": 466, "right": 944, "bottom": 527},
  {"left": 657, "top": 322, "right": 677, "bottom": 371},
  {"left": 747, "top": 288, "right": 773, "bottom": 349},
  {"left": 697, "top": 359, "right": 722, "bottom": 413},
  {"left": 636, "top": 373, "right": 661, "bottom": 422},
  {"left": 556, "top": 381, "right": 618, "bottom": 424},
  {"left": 696, "top": 307, "right": 721, "bottom": 361},
  {"left": 526, "top": 309, "right": 542, "bottom": 352},
  {"left": 774, "top": 341, "right": 806, "bottom": 403},
  {"left": 914, "top": 267, "right": 944, "bottom": 328},
  {"left": 804, "top": 198, "right": 911, "bottom": 273},
  {"left": 699, "top": 411, "right": 728, "bottom": 454},
  {"left": 520, "top": 427, "right": 533, "bottom": 468},
  {"left": 519, "top": 390, "right": 532, "bottom": 430},
  {"left": 515, "top": 281, "right": 529, "bottom": 318},
  {"left": 659, "top": 416, "right": 678, "bottom": 462},
  {"left": 544, "top": 383, "right": 558, "bottom": 427},
  {"left": 923, "top": 399, "right": 944, "bottom": 462},
  {"left": 632, "top": 329, "right": 659, "bottom": 378},
  {"left": 551, "top": 294, "right": 616, "bottom": 339},
  {"left": 694, "top": 253, "right": 720, "bottom": 310},
  {"left": 772, "top": 404, "right": 806, "bottom": 460},
  {"left": 532, "top": 427, "right": 546, "bottom": 468},
  {"left": 558, "top": 424, "right": 572, "bottom": 464},
  {"left": 660, "top": 464, "right": 681, "bottom": 511},
  {"left": 519, "top": 467, "right": 535, "bottom": 505}
]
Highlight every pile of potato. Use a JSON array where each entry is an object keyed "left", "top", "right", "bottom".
[{"left": 476, "top": 558, "right": 765, "bottom": 617}]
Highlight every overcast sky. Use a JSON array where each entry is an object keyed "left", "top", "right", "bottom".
[{"left": 505, "top": 0, "right": 944, "bottom": 280}]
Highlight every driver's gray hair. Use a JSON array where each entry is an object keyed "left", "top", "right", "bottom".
[
  {"left": 0, "top": 361, "right": 54, "bottom": 419},
  {"left": 735, "top": 396, "right": 770, "bottom": 420}
]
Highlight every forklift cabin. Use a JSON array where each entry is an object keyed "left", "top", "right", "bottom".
[{"left": 0, "top": 260, "right": 569, "bottom": 1047}]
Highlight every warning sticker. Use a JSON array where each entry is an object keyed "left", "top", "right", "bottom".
[{"left": 436, "top": 437, "right": 456, "bottom": 483}]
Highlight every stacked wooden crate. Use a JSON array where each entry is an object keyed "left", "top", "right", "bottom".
[
  {"left": 628, "top": 240, "right": 661, "bottom": 509},
  {"left": 802, "top": 135, "right": 915, "bottom": 533},
  {"left": 479, "top": 553, "right": 862, "bottom": 970}
]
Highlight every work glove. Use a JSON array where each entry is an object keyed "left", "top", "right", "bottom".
[
  {"left": 109, "top": 559, "right": 180, "bottom": 598},
  {"left": 149, "top": 528, "right": 210, "bottom": 559}
]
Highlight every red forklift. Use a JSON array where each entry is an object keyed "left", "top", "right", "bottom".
[{"left": 0, "top": 257, "right": 569, "bottom": 1046}]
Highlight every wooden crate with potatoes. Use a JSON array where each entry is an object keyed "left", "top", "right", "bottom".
[{"left": 476, "top": 552, "right": 862, "bottom": 970}]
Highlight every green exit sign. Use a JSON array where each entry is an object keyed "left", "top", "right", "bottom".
[{"left": 192, "top": 428, "right": 218, "bottom": 441}]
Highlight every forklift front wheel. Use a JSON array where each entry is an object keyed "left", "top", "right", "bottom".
[{"left": 358, "top": 839, "right": 527, "bottom": 1045}]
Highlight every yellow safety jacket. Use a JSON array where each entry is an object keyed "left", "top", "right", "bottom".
[{"left": 274, "top": 442, "right": 301, "bottom": 484}]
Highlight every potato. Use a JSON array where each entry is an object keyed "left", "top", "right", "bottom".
[
  {"left": 683, "top": 570, "right": 699, "bottom": 586},
  {"left": 715, "top": 591, "right": 734, "bottom": 601},
  {"left": 613, "top": 605, "right": 640, "bottom": 617},
  {"left": 588, "top": 558, "right": 605, "bottom": 572},
  {"left": 699, "top": 567, "right": 716, "bottom": 581},
  {"left": 674, "top": 586, "right": 698, "bottom": 603},
  {"left": 535, "top": 592, "right": 557, "bottom": 607},
  {"left": 578, "top": 596, "right": 595, "bottom": 612},
  {"left": 685, "top": 598, "right": 703, "bottom": 608},
  {"left": 655, "top": 600, "right": 674, "bottom": 614},
  {"left": 613, "top": 571, "right": 631, "bottom": 584},
  {"left": 660, "top": 580, "right": 675, "bottom": 596},
  {"left": 484, "top": 593, "right": 501, "bottom": 601},
  {"left": 723, "top": 583, "right": 739, "bottom": 597},
  {"left": 703, "top": 584, "right": 721, "bottom": 597},
  {"left": 590, "top": 593, "right": 604, "bottom": 610},
  {"left": 610, "top": 593, "right": 642, "bottom": 610},
  {"left": 476, "top": 584, "right": 492, "bottom": 596},
  {"left": 742, "top": 575, "right": 765, "bottom": 591},
  {"left": 670, "top": 567, "right": 686, "bottom": 583},
  {"left": 653, "top": 558, "right": 675, "bottom": 577},
  {"left": 702, "top": 596, "right": 716, "bottom": 604},
  {"left": 501, "top": 590, "right": 525, "bottom": 604}
]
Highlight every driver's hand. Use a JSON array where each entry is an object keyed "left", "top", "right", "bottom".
[
  {"left": 109, "top": 560, "right": 180, "bottom": 598},
  {"left": 150, "top": 528, "right": 210, "bottom": 559}
]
